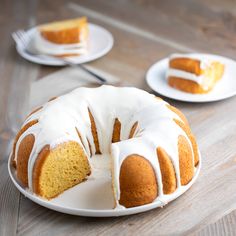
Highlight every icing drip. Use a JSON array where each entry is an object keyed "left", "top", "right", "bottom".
[{"left": 14, "top": 85, "right": 195, "bottom": 208}]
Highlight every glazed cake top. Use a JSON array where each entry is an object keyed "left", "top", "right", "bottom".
[{"left": 14, "top": 85, "right": 195, "bottom": 208}]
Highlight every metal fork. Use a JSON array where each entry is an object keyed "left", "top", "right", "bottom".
[{"left": 12, "top": 29, "right": 107, "bottom": 84}]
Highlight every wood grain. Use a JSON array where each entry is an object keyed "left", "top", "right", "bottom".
[
  {"left": 0, "top": 0, "right": 235, "bottom": 235},
  {"left": 194, "top": 210, "right": 236, "bottom": 236},
  {"left": 69, "top": 0, "right": 236, "bottom": 58},
  {"left": 0, "top": 0, "right": 39, "bottom": 236}
]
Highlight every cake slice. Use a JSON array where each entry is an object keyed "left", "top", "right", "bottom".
[
  {"left": 166, "top": 54, "right": 224, "bottom": 94},
  {"left": 39, "top": 17, "right": 89, "bottom": 44}
]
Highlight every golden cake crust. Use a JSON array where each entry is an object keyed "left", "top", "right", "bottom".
[
  {"left": 75, "top": 127, "right": 85, "bottom": 148},
  {"left": 174, "top": 119, "right": 199, "bottom": 166},
  {"left": 168, "top": 77, "right": 210, "bottom": 94},
  {"left": 41, "top": 28, "right": 81, "bottom": 44},
  {"left": 157, "top": 147, "right": 177, "bottom": 194},
  {"left": 39, "top": 17, "right": 88, "bottom": 44},
  {"left": 166, "top": 104, "right": 189, "bottom": 125},
  {"left": 178, "top": 135, "right": 194, "bottom": 185},
  {"left": 16, "top": 134, "right": 35, "bottom": 187},
  {"left": 170, "top": 57, "right": 201, "bottom": 75},
  {"left": 167, "top": 104, "right": 199, "bottom": 166},
  {"left": 12, "top": 119, "right": 38, "bottom": 165},
  {"left": 33, "top": 145, "right": 50, "bottom": 195},
  {"left": 112, "top": 118, "right": 121, "bottom": 143},
  {"left": 119, "top": 155, "right": 158, "bottom": 208},
  {"left": 129, "top": 121, "right": 138, "bottom": 139},
  {"left": 88, "top": 108, "right": 101, "bottom": 154}
]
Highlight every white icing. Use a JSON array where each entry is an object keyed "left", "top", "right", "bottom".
[
  {"left": 166, "top": 68, "right": 204, "bottom": 85},
  {"left": 32, "top": 30, "right": 88, "bottom": 56},
  {"left": 14, "top": 85, "right": 196, "bottom": 208}
]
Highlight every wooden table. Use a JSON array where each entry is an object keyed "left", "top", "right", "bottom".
[{"left": 1, "top": 0, "right": 236, "bottom": 235}]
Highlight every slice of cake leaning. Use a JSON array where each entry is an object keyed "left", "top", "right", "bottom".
[
  {"left": 37, "top": 17, "right": 89, "bottom": 57},
  {"left": 39, "top": 17, "right": 89, "bottom": 45},
  {"left": 166, "top": 54, "right": 225, "bottom": 94}
]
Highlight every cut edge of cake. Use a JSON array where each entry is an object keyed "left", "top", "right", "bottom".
[
  {"left": 39, "top": 17, "right": 89, "bottom": 44},
  {"left": 167, "top": 54, "right": 225, "bottom": 94}
]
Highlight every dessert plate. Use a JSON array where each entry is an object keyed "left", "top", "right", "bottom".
[
  {"left": 16, "top": 23, "right": 114, "bottom": 66},
  {"left": 146, "top": 53, "right": 236, "bottom": 102},
  {"left": 8, "top": 152, "right": 201, "bottom": 217}
]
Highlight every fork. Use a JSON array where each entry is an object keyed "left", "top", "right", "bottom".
[{"left": 12, "top": 30, "right": 107, "bottom": 84}]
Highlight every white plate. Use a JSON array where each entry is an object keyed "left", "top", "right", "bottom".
[
  {"left": 16, "top": 23, "right": 114, "bottom": 66},
  {"left": 146, "top": 53, "right": 236, "bottom": 102},
  {"left": 8, "top": 152, "right": 201, "bottom": 217}
]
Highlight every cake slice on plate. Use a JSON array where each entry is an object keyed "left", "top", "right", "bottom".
[
  {"left": 166, "top": 54, "right": 224, "bottom": 94},
  {"left": 39, "top": 17, "right": 89, "bottom": 45}
]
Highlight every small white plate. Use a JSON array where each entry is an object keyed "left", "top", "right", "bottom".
[
  {"left": 8, "top": 152, "right": 201, "bottom": 217},
  {"left": 146, "top": 53, "right": 236, "bottom": 102},
  {"left": 16, "top": 23, "right": 114, "bottom": 66}
]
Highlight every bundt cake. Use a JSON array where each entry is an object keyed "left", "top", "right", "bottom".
[
  {"left": 166, "top": 54, "right": 224, "bottom": 94},
  {"left": 11, "top": 85, "right": 200, "bottom": 208}
]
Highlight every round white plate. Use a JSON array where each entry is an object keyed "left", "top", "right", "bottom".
[
  {"left": 8, "top": 152, "right": 201, "bottom": 217},
  {"left": 146, "top": 53, "right": 236, "bottom": 102},
  {"left": 16, "top": 23, "right": 114, "bottom": 66}
]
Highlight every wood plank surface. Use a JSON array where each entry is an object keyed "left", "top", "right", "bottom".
[
  {"left": 0, "top": 1, "right": 39, "bottom": 236},
  {"left": 0, "top": 0, "right": 235, "bottom": 235},
  {"left": 69, "top": 0, "right": 236, "bottom": 58}
]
